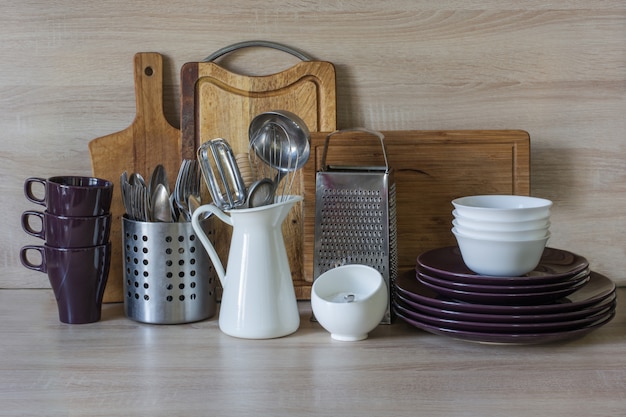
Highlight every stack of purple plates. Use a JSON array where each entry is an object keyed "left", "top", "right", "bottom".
[{"left": 393, "top": 247, "right": 617, "bottom": 344}]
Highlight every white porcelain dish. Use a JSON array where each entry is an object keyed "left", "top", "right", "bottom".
[
  {"left": 311, "top": 264, "right": 388, "bottom": 341},
  {"left": 452, "top": 195, "right": 552, "bottom": 222},
  {"left": 452, "top": 219, "right": 549, "bottom": 241},
  {"left": 452, "top": 228, "right": 550, "bottom": 277},
  {"left": 453, "top": 210, "right": 551, "bottom": 231}
]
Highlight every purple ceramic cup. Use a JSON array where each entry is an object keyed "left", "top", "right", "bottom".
[
  {"left": 24, "top": 176, "right": 113, "bottom": 217},
  {"left": 21, "top": 210, "right": 112, "bottom": 248},
  {"left": 19, "top": 242, "right": 111, "bottom": 324}
]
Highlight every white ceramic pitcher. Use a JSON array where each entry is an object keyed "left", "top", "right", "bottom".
[{"left": 191, "top": 195, "right": 302, "bottom": 339}]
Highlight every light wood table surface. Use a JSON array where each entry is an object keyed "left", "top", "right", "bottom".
[{"left": 1, "top": 286, "right": 624, "bottom": 417}]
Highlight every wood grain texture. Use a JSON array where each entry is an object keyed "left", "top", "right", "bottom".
[
  {"left": 180, "top": 57, "right": 336, "bottom": 291},
  {"left": 2, "top": 1, "right": 625, "bottom": 290},
  {"left": 89, "top": 53, "right": 182, "bottom": 303},
  {"left": 297, "top": 130, "right": 529, "bottom": 298},
  {"left": 0, "top": 287, "right": 625, "bottom": 416}
]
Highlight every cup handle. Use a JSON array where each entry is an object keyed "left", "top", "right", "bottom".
[
  {"left": 24, "top": 177, "right": 47, "bottom": 207},
  {"left": 21, "top": 210, "right": 45, "bottom": 240},
  {"left": 19, "top": 245, "right": 46, "bottom": 273}
]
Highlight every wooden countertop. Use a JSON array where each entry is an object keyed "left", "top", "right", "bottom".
[{"left": 1, "top": 288, "right": 624, "bottom": 416}]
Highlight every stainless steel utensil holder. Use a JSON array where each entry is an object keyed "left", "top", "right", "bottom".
[
  {"left": 313, "top": 128, "right": 398, "bottom": 324},
  {"left": 122, "top": 216, "right": 217, "bottom": 324}
]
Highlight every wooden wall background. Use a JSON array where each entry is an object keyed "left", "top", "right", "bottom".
[{"left": 2, "top": 1, "right": 624, "bottom": 288}]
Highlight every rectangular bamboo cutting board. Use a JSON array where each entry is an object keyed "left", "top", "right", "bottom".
[
  {"left": 180, "top": 47, "right": 336, "bottom": 285},
  {"left": 296, "top": 130, "right": 530, "bottom": 299},
  {"left": 89, "top": 52, "right": 182, "bottom": 303}
]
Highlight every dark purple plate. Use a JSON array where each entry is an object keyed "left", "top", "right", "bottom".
[
  {"left": 394, "top": 305, "right": 616, "bottom": 345},
  {"left": 394, "top": 298, "right": 615, "bottom": 334},
  {"left": 416, "top": 246, "right": 589, "bottom": 285},
  {"left": 417, "top": 272, "right": 590, "bottom": 305},
  {"left": 394, "top": 269, "right": 615, "bottom": 315},
  {"left": 395, "top": 290, "right": 617, "bottom": 324},
  {"left": 417, "top": 268, "right": 590, "bottom": 294}
]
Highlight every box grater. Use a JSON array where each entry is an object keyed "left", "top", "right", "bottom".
[{"left": 313, "top": 128, "right": 397, "bottom": 324}]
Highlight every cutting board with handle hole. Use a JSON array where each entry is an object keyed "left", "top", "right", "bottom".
[
  {"left": 297, "top": 130, "right": 530, "bottom": 299},
  {"left": 180, "top": 41, "right": 337, "bottom": 290},
  {"left": 89, "top": 52, "right": 182, "bottom": 303}
]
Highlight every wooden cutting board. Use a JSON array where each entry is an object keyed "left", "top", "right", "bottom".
[
  {"left": 295, "top": 130, "right": 530, "bottom": 299},
  {"left": 89, "top": 52, "right": 182, "bottom": 303},
  {"left": 180, "top": 60, "right": 337, "bottom": 158},
  {"left": 180, "top": 55, "right": 336, "bottom": 283}
]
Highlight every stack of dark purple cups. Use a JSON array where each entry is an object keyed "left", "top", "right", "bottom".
[{"left": 20, "top": 176, "right": 114, "bottom": 324}]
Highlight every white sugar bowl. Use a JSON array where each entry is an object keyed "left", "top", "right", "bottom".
[{"left": 311, "top": 264, "right": 388, "bottom": 341}]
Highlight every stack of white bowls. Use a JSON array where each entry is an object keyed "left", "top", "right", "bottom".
[{"left": 451, "top": 195, "right": 553, "bottom": 276}]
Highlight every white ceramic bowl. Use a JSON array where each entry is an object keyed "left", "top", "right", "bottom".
[
  {"left": 452, "top": 219, "right": 550, "bottom": 241},
  {"left": 452, "top": 195, "right": 552, "bottom": 222},
  {"left": 311, "top": 264, "right": 388, "bottom": 341},
  {"left": 453, "top": 210, "right": 551, "bottom": 231},
  {"left": 452, "top": 228, "right": 550, "bottom": 276}
]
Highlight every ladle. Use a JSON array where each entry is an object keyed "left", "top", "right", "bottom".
[{"left": 248, "top": 111, "right": 310, "bottom": 206}]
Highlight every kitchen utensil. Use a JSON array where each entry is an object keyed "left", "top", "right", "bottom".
[
  {"left": 313, "top": 128, "right": 396, "bottom": 323},
  {"left": 180, "top": 41, "right": 337, "bottom": 289},
  {"left": 150, "top": 183, "right": 172, "bottom": 222},
  {"left": 21, "top": 210, "right": 112, "bottom": 248},
  {"left": 173, "top": 159, "right": 200, "bottom": 222},
  {"left": 24, "top": 176, "right": 113, "bottom": 217},
  {"left": 248, "top": 110, "right": 311, "bottom": 202},
  {"left": 417, "top": 270, "right": 589, "bottom": 305},
  {"left": 148, "top": 164, "right": 169, "bottom": 198},
  {"left": 89, "top": 52, "right": 183, "bottom": 303},
  {"left": 395, "top": 296, "right": 615, "bottom": 334},
  {"left": 394, "top": 267, "right": 618, "bottom": 344},
  {"left": 452, "top": 195, "right": 552, "bottom": 222},
  {"left": 122, "top": 216, "right": 216, "bottom": 324},
  {"left": 301, "top": 129, "right": 531, "bottom": 299},
  {"left": 395, "top": 290, "right": 616, "bottom": 324},
  {"left": 452, "top": 227, "right": 550, "bottom": 276},
  {"left": 188, "top": 194, "right": 202, "bottom": 216},
  {"left": 180, "top": 40, "right": 336, "bottom": 159},
  {"left": 416, "top": 246, "right": 590, "bottom": 285},
  {"left": 246, "top": 177, "right": 275, "bottom": 208},
  {"left": 20, "top": 242, "right": 111, "bottom": 324},
  {"left": 395, "top": 269, "right": 616, "bottom": 315},
  {"left": 311, "top": 264, "right": 388, "bottom": 341},
  {"left": 197, "top": 138, "right": 247, "bottom": 210},
  {"left": 130, "top": 176, "right": 150, "bottom": 222},
  {"left": 394, "top": 305, "right": 615, "bottom": 345},
  {"left": 417, "top": 268, "right": 591, "bottom": 294},
  {"left": 452, "top": 210, "right": 551, "bottom": 231},
  {"left": 191, "top": 196, "right": 303, "bottom": 339},
  {"left": 235, "top": 153, "right": 254, "bottom": 188}
]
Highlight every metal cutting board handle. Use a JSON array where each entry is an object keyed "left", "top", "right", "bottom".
[
  {"left": 202, "top": 40, "right": 312, "bottom": 62},
  {"left": 320, "top": 128, "right": 389, "bottom": 173}
]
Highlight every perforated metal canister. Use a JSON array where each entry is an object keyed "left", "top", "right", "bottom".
[
  {"left": 122, "top": 216, "right": 217, "bottom": 324},
  {"left": 313, "top": 128, "right": 398, "bottom": 324}
]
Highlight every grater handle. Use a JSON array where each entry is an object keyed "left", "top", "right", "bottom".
[{"left": 320, "top": 128, "right": 389, "bottom": 172}]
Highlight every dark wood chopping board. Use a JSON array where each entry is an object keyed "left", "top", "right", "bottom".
[{"left": 89, "top": 52, "right": 182, "bottom": 303}]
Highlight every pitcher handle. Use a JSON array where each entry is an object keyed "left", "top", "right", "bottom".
[{"left": 191, "top": 204, "right": 232, "bottom": 287}]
